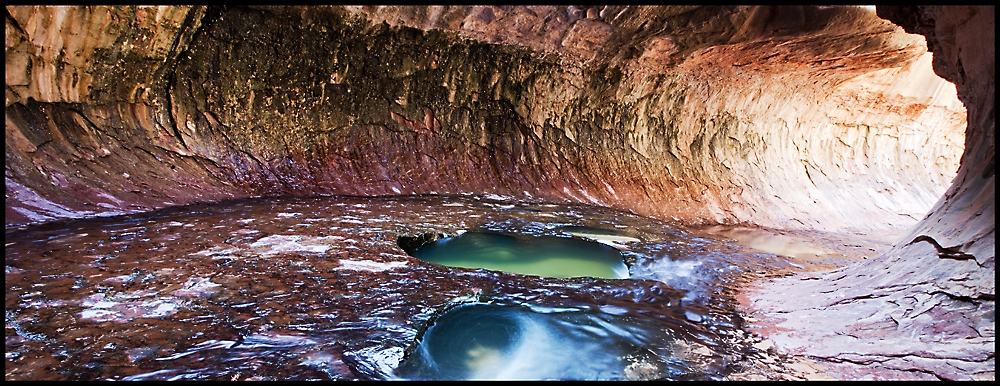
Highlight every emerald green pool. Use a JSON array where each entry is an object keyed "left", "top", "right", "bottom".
[{"left": 407, "top": 231, "right": 629, "bottom": 279}]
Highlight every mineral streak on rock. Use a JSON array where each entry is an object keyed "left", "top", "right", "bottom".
[{"left": 4, "top": 4, "right": 994, "bottom": 380}]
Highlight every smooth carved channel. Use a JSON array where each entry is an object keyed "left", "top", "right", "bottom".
[{"left": 399, "top": 231, "right": 630, "bottom": 279}]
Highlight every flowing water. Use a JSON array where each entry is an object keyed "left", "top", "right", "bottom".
[
  {"left": 5, "top": 194, "right": 869, "bottom": 380},
  {"left": 396, "top": 302, "right": 678, "bottom": 380}
]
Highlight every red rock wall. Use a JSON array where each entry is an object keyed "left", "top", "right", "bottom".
[{"left": 5, "top": 6, "right": 967, "bottom": 237}]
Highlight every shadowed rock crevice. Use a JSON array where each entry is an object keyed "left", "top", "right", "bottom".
[
  {"left": 396, "top": 232, "right": 445, "bottom": 255},
  {"left": 907, "top": 235, "right": 979, "bottom": 263}
]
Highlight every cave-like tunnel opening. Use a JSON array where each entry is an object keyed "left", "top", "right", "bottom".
[{"left": 5, "top": 5, "right": 993, "bottom": 381}]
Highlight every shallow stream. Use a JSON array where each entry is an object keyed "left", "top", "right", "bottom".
[{"left": 5, "top": 194, "right": 875, "bottom": 380}]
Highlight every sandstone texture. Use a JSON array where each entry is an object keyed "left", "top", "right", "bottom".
[
  {"left": 4, "top": 5, "right": 994, "bottom": 380},
  {"left": 743, "top": 6, "right": 994, "bottom": 380},
  {"left": 6, "top": 5, "right": 965, "bottom": 234}
]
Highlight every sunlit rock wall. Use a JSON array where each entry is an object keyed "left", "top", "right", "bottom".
[
  {"left": 746, "top": 5, "right": 994, "bottom": 380},
  {"left": 5, "top": 5, "right": 965, "bottom": 237},
  {"left": 348, "top": 5, "right": 967, "bottom": 235}
]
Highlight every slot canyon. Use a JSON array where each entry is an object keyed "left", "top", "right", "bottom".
[{"left": 5, "top": 5, "right": 994, "bottom": 380}]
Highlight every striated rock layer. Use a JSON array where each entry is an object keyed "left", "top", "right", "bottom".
[
  {"left": 6, "top": 5, "right": 965, "bottom": 233},
  {"left": 4, "top": 5, "right": 994, "bottom": 380}
]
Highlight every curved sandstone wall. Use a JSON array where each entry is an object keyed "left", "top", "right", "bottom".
[
  {"left": 747, "top": 6, "right": 993, "bottom": 380},
  {"left": 4, "top": 5, "right": 994, "bottom": 379},
  {"left": 5, "top": 6, "right": 965, "bottom": 235}
]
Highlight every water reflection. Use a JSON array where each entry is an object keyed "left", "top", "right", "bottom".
[{"left": 701, "top": 226, "right": 832, "bottom": 261}]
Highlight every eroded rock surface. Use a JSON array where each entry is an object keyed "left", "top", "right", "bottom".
[{"left": 6, "top": 5, "right": 965, "bottom": 235}]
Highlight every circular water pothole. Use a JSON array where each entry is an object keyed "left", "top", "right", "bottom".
[
  {"left": 398, "top": 231, "right": 630, "bottom": 279},
  {"left": 394, "top": 302, "right": 682, "bottom": 380}
]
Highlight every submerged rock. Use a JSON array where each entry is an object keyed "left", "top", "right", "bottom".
[{"left": 5, "top": 195, "right": 782, "bottom": 381}]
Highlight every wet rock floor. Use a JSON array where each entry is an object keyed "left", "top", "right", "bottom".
[{"left": 5, "top": 194, "right": 884, "bottom": 380}]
